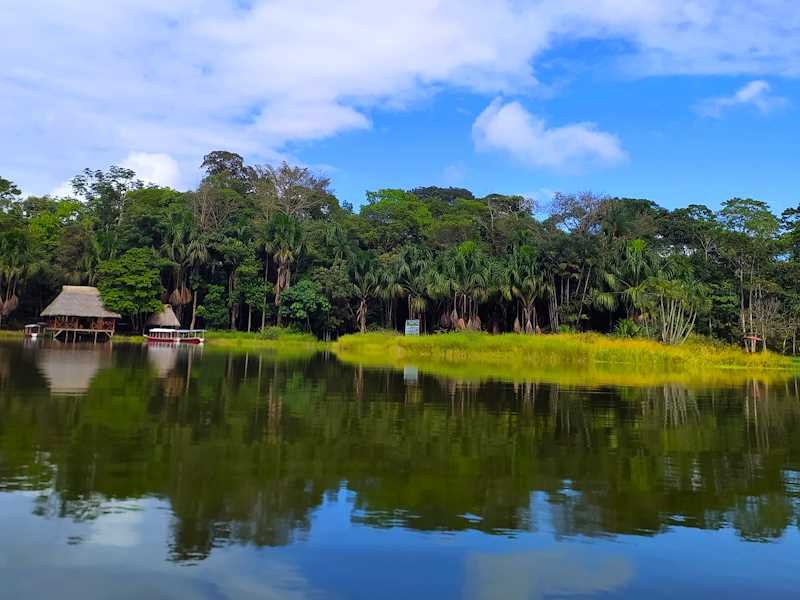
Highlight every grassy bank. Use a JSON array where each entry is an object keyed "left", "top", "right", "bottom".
[
  {"left": 333, "top": 331, "right": 797, "bottom": 386},
  {"left": 202, "top": 329, "right": 328, "bottom": 352},
  {"left": 52, "top": 328, "right": 325, "bottom": 358},
  {"left": 112, "top": 328, "right": 327, "bottom": 353}
]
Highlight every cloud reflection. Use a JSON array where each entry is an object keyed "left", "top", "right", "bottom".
[{"left": 465, "top": 548, "right": 633, "bottom": 600}]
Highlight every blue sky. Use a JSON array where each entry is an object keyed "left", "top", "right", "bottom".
[{"left": 2, "top": 1, "right": 799, "bottom": 211}]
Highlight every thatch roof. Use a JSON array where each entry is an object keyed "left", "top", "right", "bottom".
[
  {"left": 41, "top": 286, "right": 121, "bottom": 319},
  {"left": 146, "top": 304, "right": 180, "bottom": 328}
]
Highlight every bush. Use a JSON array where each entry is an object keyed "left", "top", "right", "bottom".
[
  {"left": 259, "top": 325, "right": 301, "bottom": 340},
  {"left": 196, "top": 285, "right": 229, "bottom": 329},
  {"left": 614, "top": 318, "right": 643, "bottom": 338}
]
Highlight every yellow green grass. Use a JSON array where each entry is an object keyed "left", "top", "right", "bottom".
[
  {"left": 333, "top": 331, "right": 797, "bottom": 387},
  {"left": 112, "top": 329, "right": 327, "bottom": 354},
  {"left": 201, "top": 329, "right": 327, "bottom": 352}
]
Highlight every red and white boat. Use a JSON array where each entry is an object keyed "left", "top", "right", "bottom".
[{"left": 144, "top": 328, "right": 205, "bottom": 345}]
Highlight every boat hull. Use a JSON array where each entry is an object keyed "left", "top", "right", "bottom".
[
  {"left": 144, "top": 335, "right": 203, "bottom": 344},
  {"left": 144, "top": 335, "right": 178, "bottom": 344}
]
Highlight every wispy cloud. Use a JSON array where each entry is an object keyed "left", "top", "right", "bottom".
[
  {"left": 2, "top": 1, "right": 800, "bottom": 193},
  {"left": 696, "top": 80, "right": 788, "bottom": 118},
  {"left": 472, "top": 98, "right": 626, "bottom": 171}
]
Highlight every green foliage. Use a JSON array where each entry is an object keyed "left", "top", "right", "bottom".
[
  {"left": 361, "top": 189, "right": 433, "bottom": 251},
  {"left": 279, "top": 279, "right": 331, "bottom": 333},
  {"left": 238, "top": 253, "right": 267, "bottom": 308},
  {"left": 614, "top": 318, "right": 643, "bottom": 338},
  {"left": 118, "top": 187, "right": 187, "bottom": 251},
  {"left": 0, "top": 176, "right": 21, "bottom": 204},
  {"left": 97, "top": 247, "right": 163, "bottom": 324},
  {"left": 196, "top": 285, "right": 230, "bottom": 329},
  {"left": 6, "top": 156, "right": 800, "bottom": 355}
]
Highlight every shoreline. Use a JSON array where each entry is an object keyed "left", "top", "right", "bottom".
[{"left": 4, "top": 328, "right": 797, "bottom": 383}]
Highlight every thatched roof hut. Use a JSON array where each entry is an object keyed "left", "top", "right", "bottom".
[
  {"left": 41, "top": 286, "right": 121, "bottom": 319},
  {"left": 146, "top": 304, "right": 180, "bottom": 328}
]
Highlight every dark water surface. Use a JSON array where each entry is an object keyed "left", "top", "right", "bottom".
[{"left": 1, "top": 340, "right": 799, "bottom": 599}]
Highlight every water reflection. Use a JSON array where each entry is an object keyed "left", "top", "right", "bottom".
[
  {"left": 36, "top": 345, "right": 112, "bottom": 395},
  {"left": 465, "top": 548, "right": 633, "bottom": 600},
  {"left": 1, "top": 341, "right": 800, "bottom": 568}
]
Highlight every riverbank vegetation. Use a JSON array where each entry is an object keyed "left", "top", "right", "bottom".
[
  {"left": 107, "top": 327, "right": 325, "bottom": 354},
  {"left": 3, "top": 153, "right": 800, "bottom": 355},
  {"left": 334, "top": 331, "right": 795, "bottom": 385}
]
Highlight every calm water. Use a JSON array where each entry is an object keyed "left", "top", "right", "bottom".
[{"left": 1, "top": 340, "right": 799, "bottom": 599}]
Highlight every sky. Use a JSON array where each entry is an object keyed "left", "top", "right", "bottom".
[{"left": 2, "top": 0, "right": 800, "bottom": 211}]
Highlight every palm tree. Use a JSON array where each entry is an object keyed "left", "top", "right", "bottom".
[
  {"left": 186, "top": 235, "right": 210, "bottom": 329},
  {"left": 0, "top": 230, "right": 30, "bottom": 328},
  {"left": 598, "top": 239, "right": 659, "bottom": 328},
  {"left": 376, "top": 255, "right": 404, "bottom": 329},
  {"left": 456, "top": 242, "right": 492, "bottom": 330},
  {"left": 161, "top": 212, "right": 193, "bottom": 320},
  {"left": 648, "top": 275, "right": 707, "bottom": 344},
  {"left": 349, "top": 252, "right": 378, "bottom": 333},
  {"left": 397, "top": 246, "right": 433, "bottom": 327},
  {"left": 505, "top": 244, "right": 549, "bottom": 334},
  {"left": 428, "top": 253, "right": 458, "bottom": 330},
  {"left": 265, "top": 213, "right": 304, "bottom": 326}
]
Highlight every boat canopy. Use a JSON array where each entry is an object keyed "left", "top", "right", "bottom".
[{"left": 147, "top": 328, "right": 206, "bottom": 338}]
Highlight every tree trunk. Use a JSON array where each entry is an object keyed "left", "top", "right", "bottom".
[
  {"left": 190, "top": 292, "right": 198, "bottom": 329},
  {"left": 275, "top": 270, "right": 283, "bottom": 326},
  {"left": 261, "top": 258, "right": 269, "bottom": 331}
]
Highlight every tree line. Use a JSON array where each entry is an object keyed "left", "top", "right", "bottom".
[{"left": 1, "top": 150, "right": 799, "bottom": 351}]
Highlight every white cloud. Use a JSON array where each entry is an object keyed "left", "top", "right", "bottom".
[
  {"left": 120, "top": 152, "right": 181, "bottom": 188},
  {"left": 696, "top": 80, "right": 788, "bottom": 117},
  {"left": 473, "top": 99, "right": 626, "bottom": 170},
  {"left": 50, "top": 180, "right": 75, "bottom": 199},
  {"left": 1, "top": 1, "right": 800, "bottom": 194}
]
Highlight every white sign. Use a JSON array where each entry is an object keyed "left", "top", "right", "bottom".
[{"left": 405, "top": 319, "right": 420, "bottom": 336}]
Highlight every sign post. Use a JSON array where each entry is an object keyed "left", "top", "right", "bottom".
[{"left": 404, "top": 319, "right": 420, "bottom": 336}]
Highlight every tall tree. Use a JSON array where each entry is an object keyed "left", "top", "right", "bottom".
[
  {"left": 265, "top": 214, "right": 304, "bottom": 326},
  {"left": 718, "top": 198, "right": 779, "bottom": 351},
  {"left": 252, "top": 162, "right": 331, "bottom": 220},
  {"left": 349, "top": 253, "right": 378, "bottom": 334},
  {"left": 505, "top": 244, "right": 548, "bottom": 334},
  {"left": 97, "top": 248, "right": 163, "bottom": 331},
  {"left": 70, "top": 166, "right": 143, "bottom": 259}
]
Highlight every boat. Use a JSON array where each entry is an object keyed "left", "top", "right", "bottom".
[
  {"left": 24, "top": 323, "right": 46, "bottom": 339},
  {"left": 144, "top": 328, "right": 206, "bottom": 345}
]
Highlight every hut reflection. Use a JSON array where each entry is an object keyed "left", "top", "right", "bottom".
[{"left": 36, "top": 344, "right": 112, "bottom": 395}]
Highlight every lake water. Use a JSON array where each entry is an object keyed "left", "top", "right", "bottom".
[{"left": 1, "top": 340, "right": 799, "bottom": 599}]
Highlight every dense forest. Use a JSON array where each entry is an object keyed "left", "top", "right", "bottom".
[{"left": 1, "top": 150, "right": 798, "bottom": 352}]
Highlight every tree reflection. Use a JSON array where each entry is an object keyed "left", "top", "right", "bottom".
[{"left": 1, "top": 341, "right": 800, "bottom": 564}]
